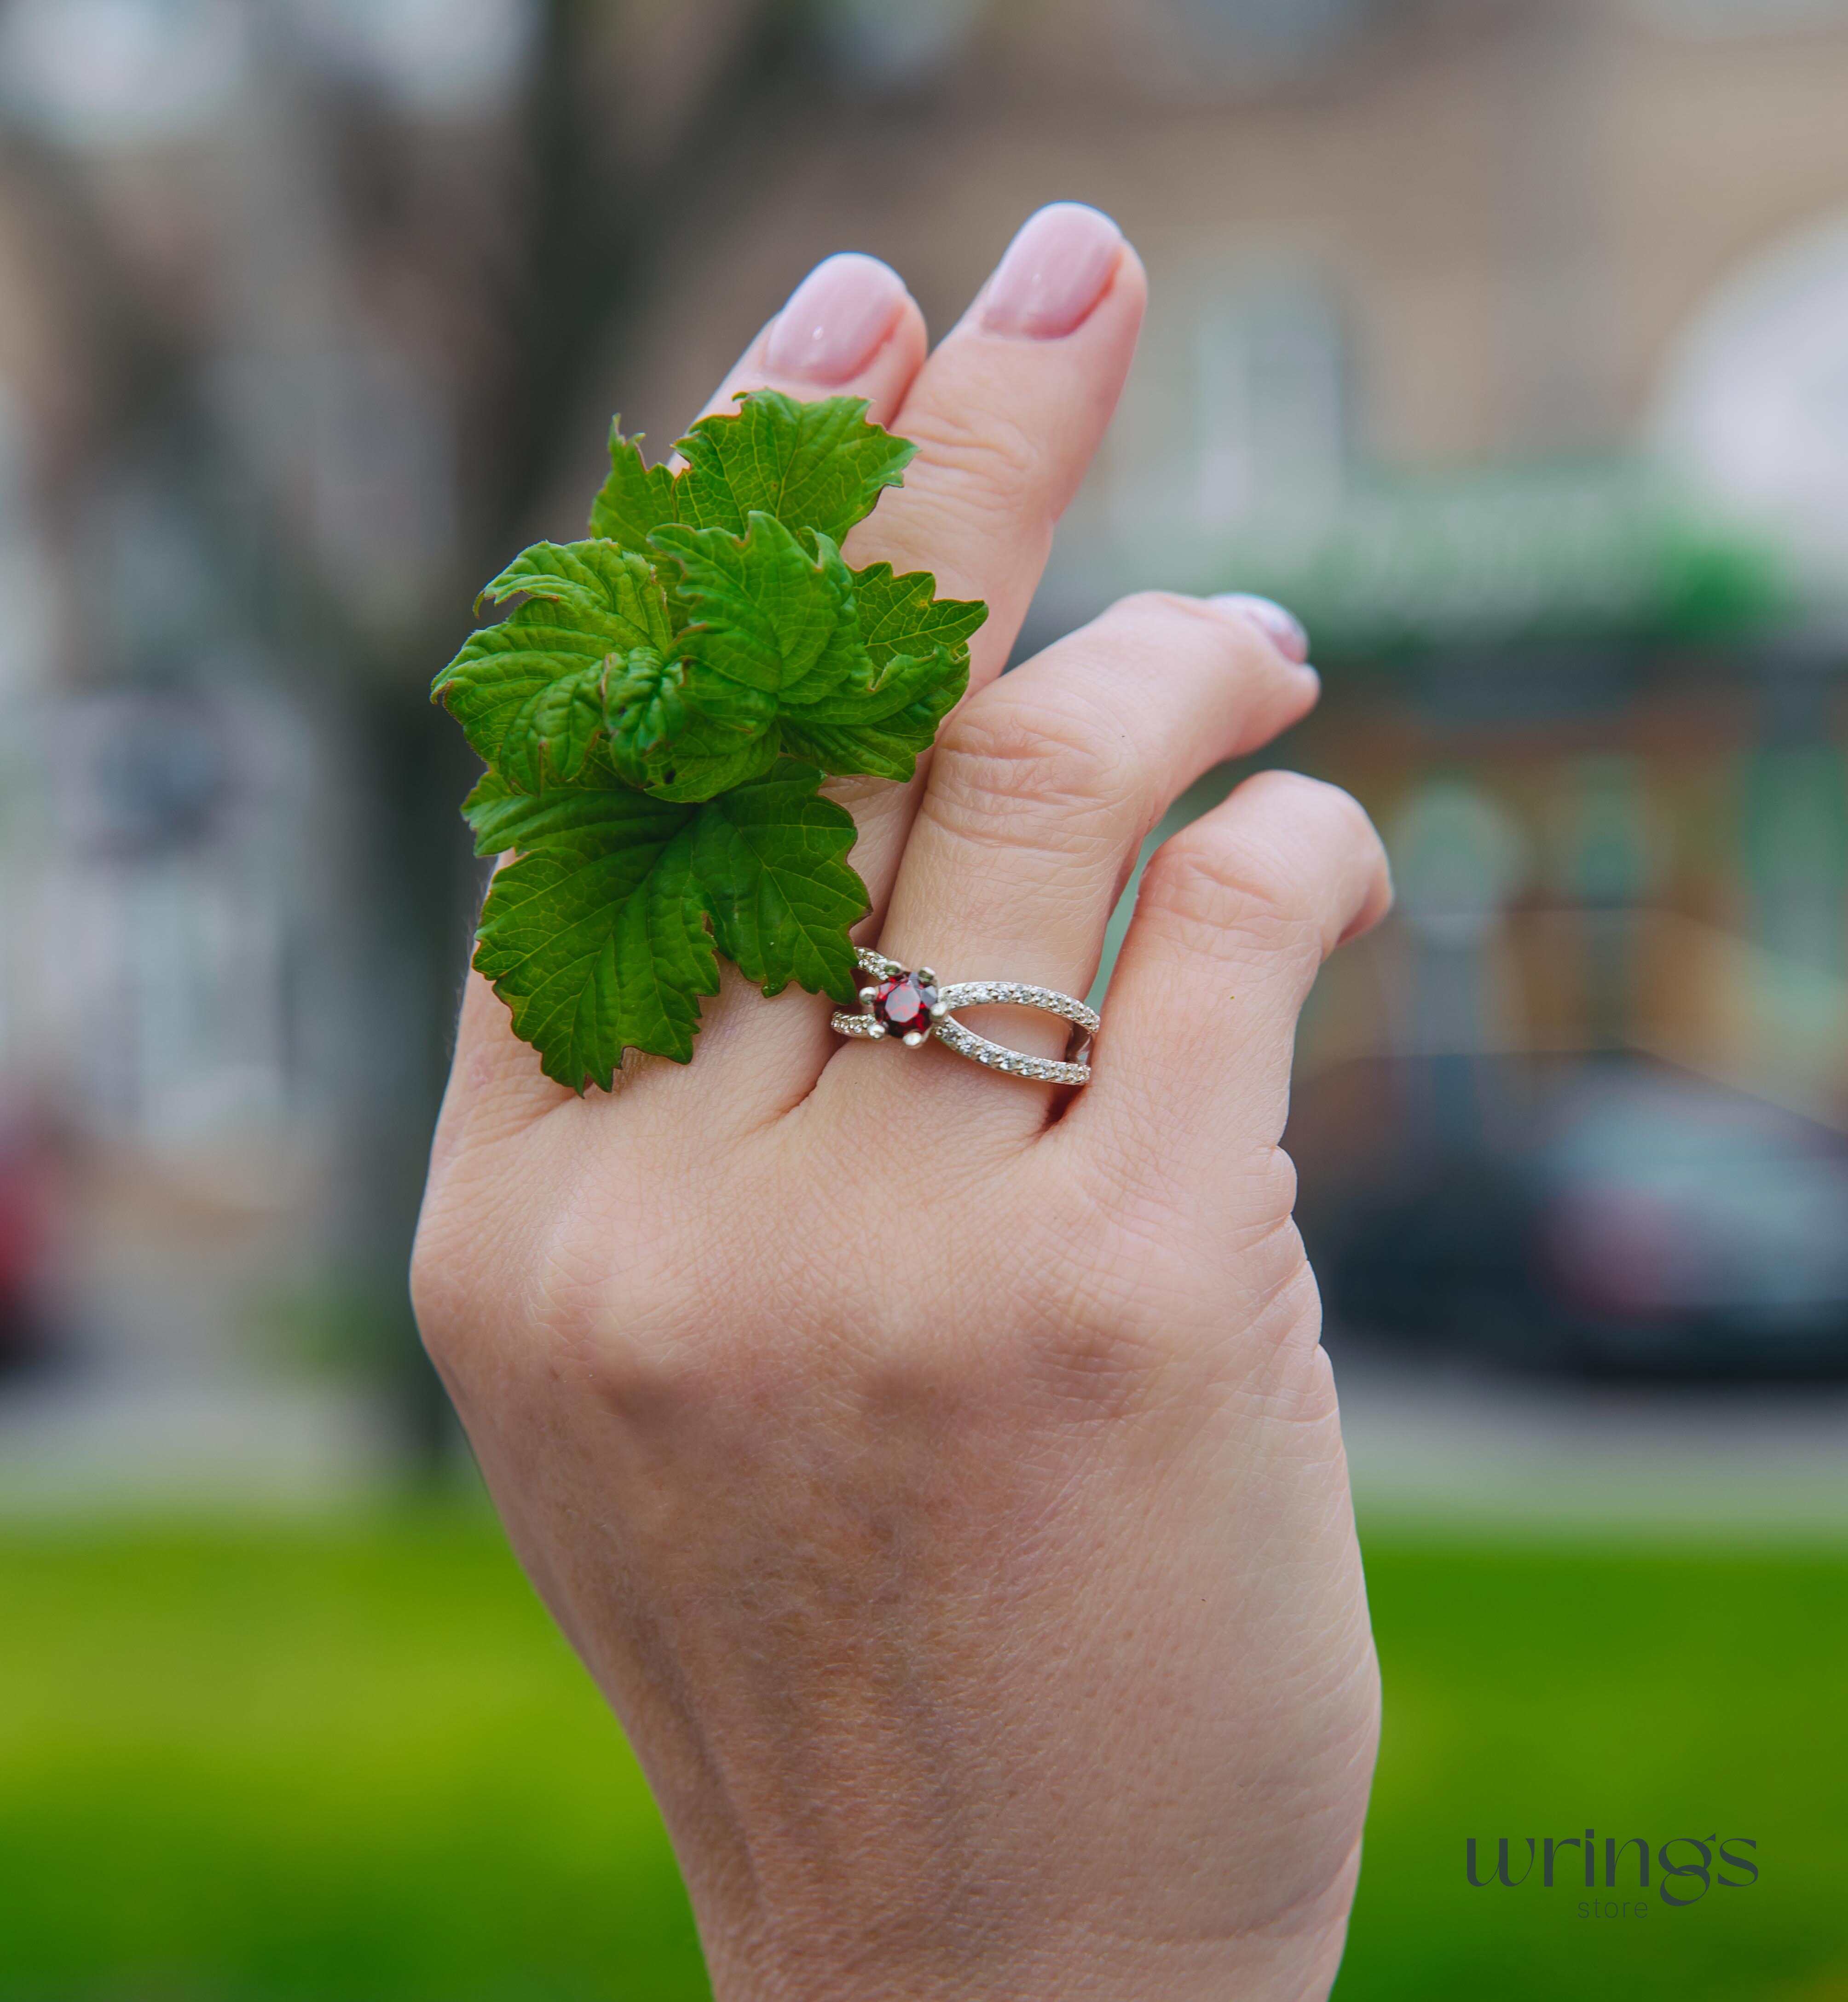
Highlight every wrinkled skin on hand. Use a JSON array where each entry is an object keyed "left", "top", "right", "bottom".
[{"left": 414, "top": 207, "right": 1392, "bottom": 2002}]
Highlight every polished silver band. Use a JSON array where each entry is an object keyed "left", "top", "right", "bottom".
[{"left": 831, "top": 947, "right": 1097, "bottom": 1086}]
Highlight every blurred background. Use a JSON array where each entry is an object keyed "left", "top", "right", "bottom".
[{"left": 2, "top": 2, "right": 1846, "bottom": 1997}]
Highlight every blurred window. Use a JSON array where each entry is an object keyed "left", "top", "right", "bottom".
[
  {"left": 1744, "top": 738, "right": 1848, "bottom": 976},
  {"left": 1548, "top": 755, "right": 1665, "bottom": 912},
  {"left": 1390, "top": 780, "right": 1530, "bottom": 949},
  {"left": 1115, "top": 271, "right": 1350, "bottom": 537},
  {"left": 14, "top": 688, "right": 331, "bottom": 1182},
  {"left": 1193, "top": 280, "right": 1348, "bottom": 526},
  {"left": 1544, "top": 756, "right": 1665, "bottom": 1053},
  {"left": 1385, "top": 780, "right": 1530, "bottom": 1129}
]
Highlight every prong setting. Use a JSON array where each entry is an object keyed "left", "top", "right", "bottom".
[{"left": 831, "top": 947, "right": 1099, "bottom": 1087}]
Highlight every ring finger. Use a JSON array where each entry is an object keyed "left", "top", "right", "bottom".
[{"left": 819, "top": 592, "right": 1320, "bottom": 1128}]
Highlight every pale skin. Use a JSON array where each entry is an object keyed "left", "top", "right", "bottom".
[{"left": 412, "top": 203, "right": 1394, "bottom": 2001}]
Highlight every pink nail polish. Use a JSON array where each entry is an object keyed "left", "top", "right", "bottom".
[
  {"left": 764, "top": 253, "right": 908, "bottom": 384},
  {"left": 1213, "top": 593, "right": 1311, "bottom": 664},
  {"left": 979, "top": 203, "right": 1124, "bottom": 340}
]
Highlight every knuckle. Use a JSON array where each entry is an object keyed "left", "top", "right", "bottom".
[
  {"left": 408, "top": 1226, "right": 462, "bottom": 1361},
  {"left": 933, "top": 683, "right": 1134, "bottom": 834},
  {"left": 1256, "top": 770, "right": 1385, "bottom": 862},
  {"left": 1143, "top": 824, "right": 1322, "bottom": 961},
  {"left": 1017, "top": 1262, "right": 1174, "bottom": 1416},
  {"left": 1101, "top": 588, "right": 1235, "bottom": 647},
  {"left": 1266, "top": 1143, "right": 1301, "bottom": 1220},
  {"left": 1237, "top": 1142, "right": 1300, "bottom": 1228},
  {"left": 1005, "top": 1185, "right": 1194, "bottom": 1401},
  {"left": 895, "top": 403, "right": 1044, "bottom": 520},
  {"left": 410, "top": 1169, "right": 515, "bottom": 1371},
  {"left": 531, "top": 1219, "right": 736, "bottom": 1419},
  {"left": 578, "top": 1317, "right": 722, "bottom": 1426},
  {"left": 1087, "top": 590, "right": 1279, "bottom": 680}
]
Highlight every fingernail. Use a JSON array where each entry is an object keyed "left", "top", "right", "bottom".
[
  {"left": 980, "top": 203, "right": 1124, "bottom": 339},
  {"left": 1213, "top": 592, "right": 1311, "bottom": 665},
  {"left": 764, "top": 253, "right": 909, "bottom": 383}
]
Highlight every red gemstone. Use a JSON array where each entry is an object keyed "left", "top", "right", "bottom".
[{"left": 872, "top": 971, "right": 938, "bottom": 1042}]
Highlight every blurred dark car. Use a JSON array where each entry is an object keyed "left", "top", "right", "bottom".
[{"left": 1321, "top": 1060, "right": 1848, "bottom": 1377}]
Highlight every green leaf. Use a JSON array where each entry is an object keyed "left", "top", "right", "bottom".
[
  {"left": 605, "top": 645, "right": 789, "bottom": 804},
  {"left": 463, "top": 757, "right": 865, "bottom": 1087},
  {"left": 620, "top": 709, "right": 784, "bottom": 804},
  {"left": 603, "top": 646, "right": 687, "bottom": 770},
  {"left": 690, "top": 762, "right": 867, "bottom": 1000},
  {"left": 850, "top": 561, "right": 988, "bottom": 671},
  {"left": 776, "top": 561, "right": 986, "bottom": 780},
  {"left": 589, "top": 393, "right": 916, "bottom": 553},
  {"left": 624, "top": 509, "right": 869, "bottom": 800},
  {"left": 779, "top": 647, "right": 967, "bottom": 781},
  {"left": 463, "top": 767, "right": 712, "bottom": 1083},
  {"left": 521, "top": 660, "right": 610, "bottom": 784},
  {"left": 652, "top": 512, "right": 860, "bottom": 717},
  {"left": 439, "top": 391, "right": 992, "bottom": 1088},
  {"left": 478, "top": 540, "right": 670, "bottom": 631},
  {"left": 433, "top": 542, "right": 672, "bottom": 790},
  {"left": 589, "top": 417, "right": 680, "bottom": 547},
  {"left": 675, "top": 392, "right": 914, "bottom": 546}
]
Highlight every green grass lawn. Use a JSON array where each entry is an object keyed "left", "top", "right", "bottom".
[
  {"left": 2, "top": 1509, "right": 1843, "bottom": 2000},
  {"left": 1345, "top": 1535, "right": 1848, "bottom": 2002}
]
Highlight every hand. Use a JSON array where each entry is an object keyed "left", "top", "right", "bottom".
[{"left": 413, "top": 203, "right": 1392, "bottom": 2002}]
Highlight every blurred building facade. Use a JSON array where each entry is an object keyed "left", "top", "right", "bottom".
[
  {"left": 573, "top": 0, "right": 1848, "bottom": 1368},
  {"left": 3, "top": 0, "right": 1848, "bottom": 1492}
]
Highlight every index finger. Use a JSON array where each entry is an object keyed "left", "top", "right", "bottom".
[{"left": 688, "top": 249, "right": 930, "bottom": 433}]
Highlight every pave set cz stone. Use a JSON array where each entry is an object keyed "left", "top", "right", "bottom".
[{"left": 831, "top": 947, "right": 1098, "bottom": 1087}]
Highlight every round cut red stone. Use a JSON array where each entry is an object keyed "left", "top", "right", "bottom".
[{"left": 872, "top": 971, "right": 938, "bottom": 1041}]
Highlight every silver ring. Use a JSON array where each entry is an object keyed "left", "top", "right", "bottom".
[{"left": 831, "top": 947, "right": 1097, "bottom": 1086}]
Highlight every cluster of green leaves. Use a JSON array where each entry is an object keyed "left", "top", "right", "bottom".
[{"left": 433, "top": 392, "right": 985, "bottom": 1089}]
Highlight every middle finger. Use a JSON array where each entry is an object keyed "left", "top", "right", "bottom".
[{"left": 688, "top": 203, "right": 1149, "bottom": 1105}]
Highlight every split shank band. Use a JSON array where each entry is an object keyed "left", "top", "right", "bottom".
[{"left": 831, "top": 947, "right": 1098, "bottom": 1087}]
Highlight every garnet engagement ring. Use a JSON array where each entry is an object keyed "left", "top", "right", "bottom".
[{"left": 831, "top": 947, "right": 1097, "bottom": 1087}]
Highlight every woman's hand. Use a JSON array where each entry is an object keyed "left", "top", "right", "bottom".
[{"left": 413, "top": 203, "right": 1392, "bottom": 2002}]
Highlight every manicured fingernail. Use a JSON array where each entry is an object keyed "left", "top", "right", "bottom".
[
  {"left": 764, "top": 253, "right": 908, "bottom": 383},
  {"left": 1214, "top": 592, "right": 1311, "bottom": 664},
  {"left": 979, "top": 203, "right": 1124, "bottom": 339}
]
